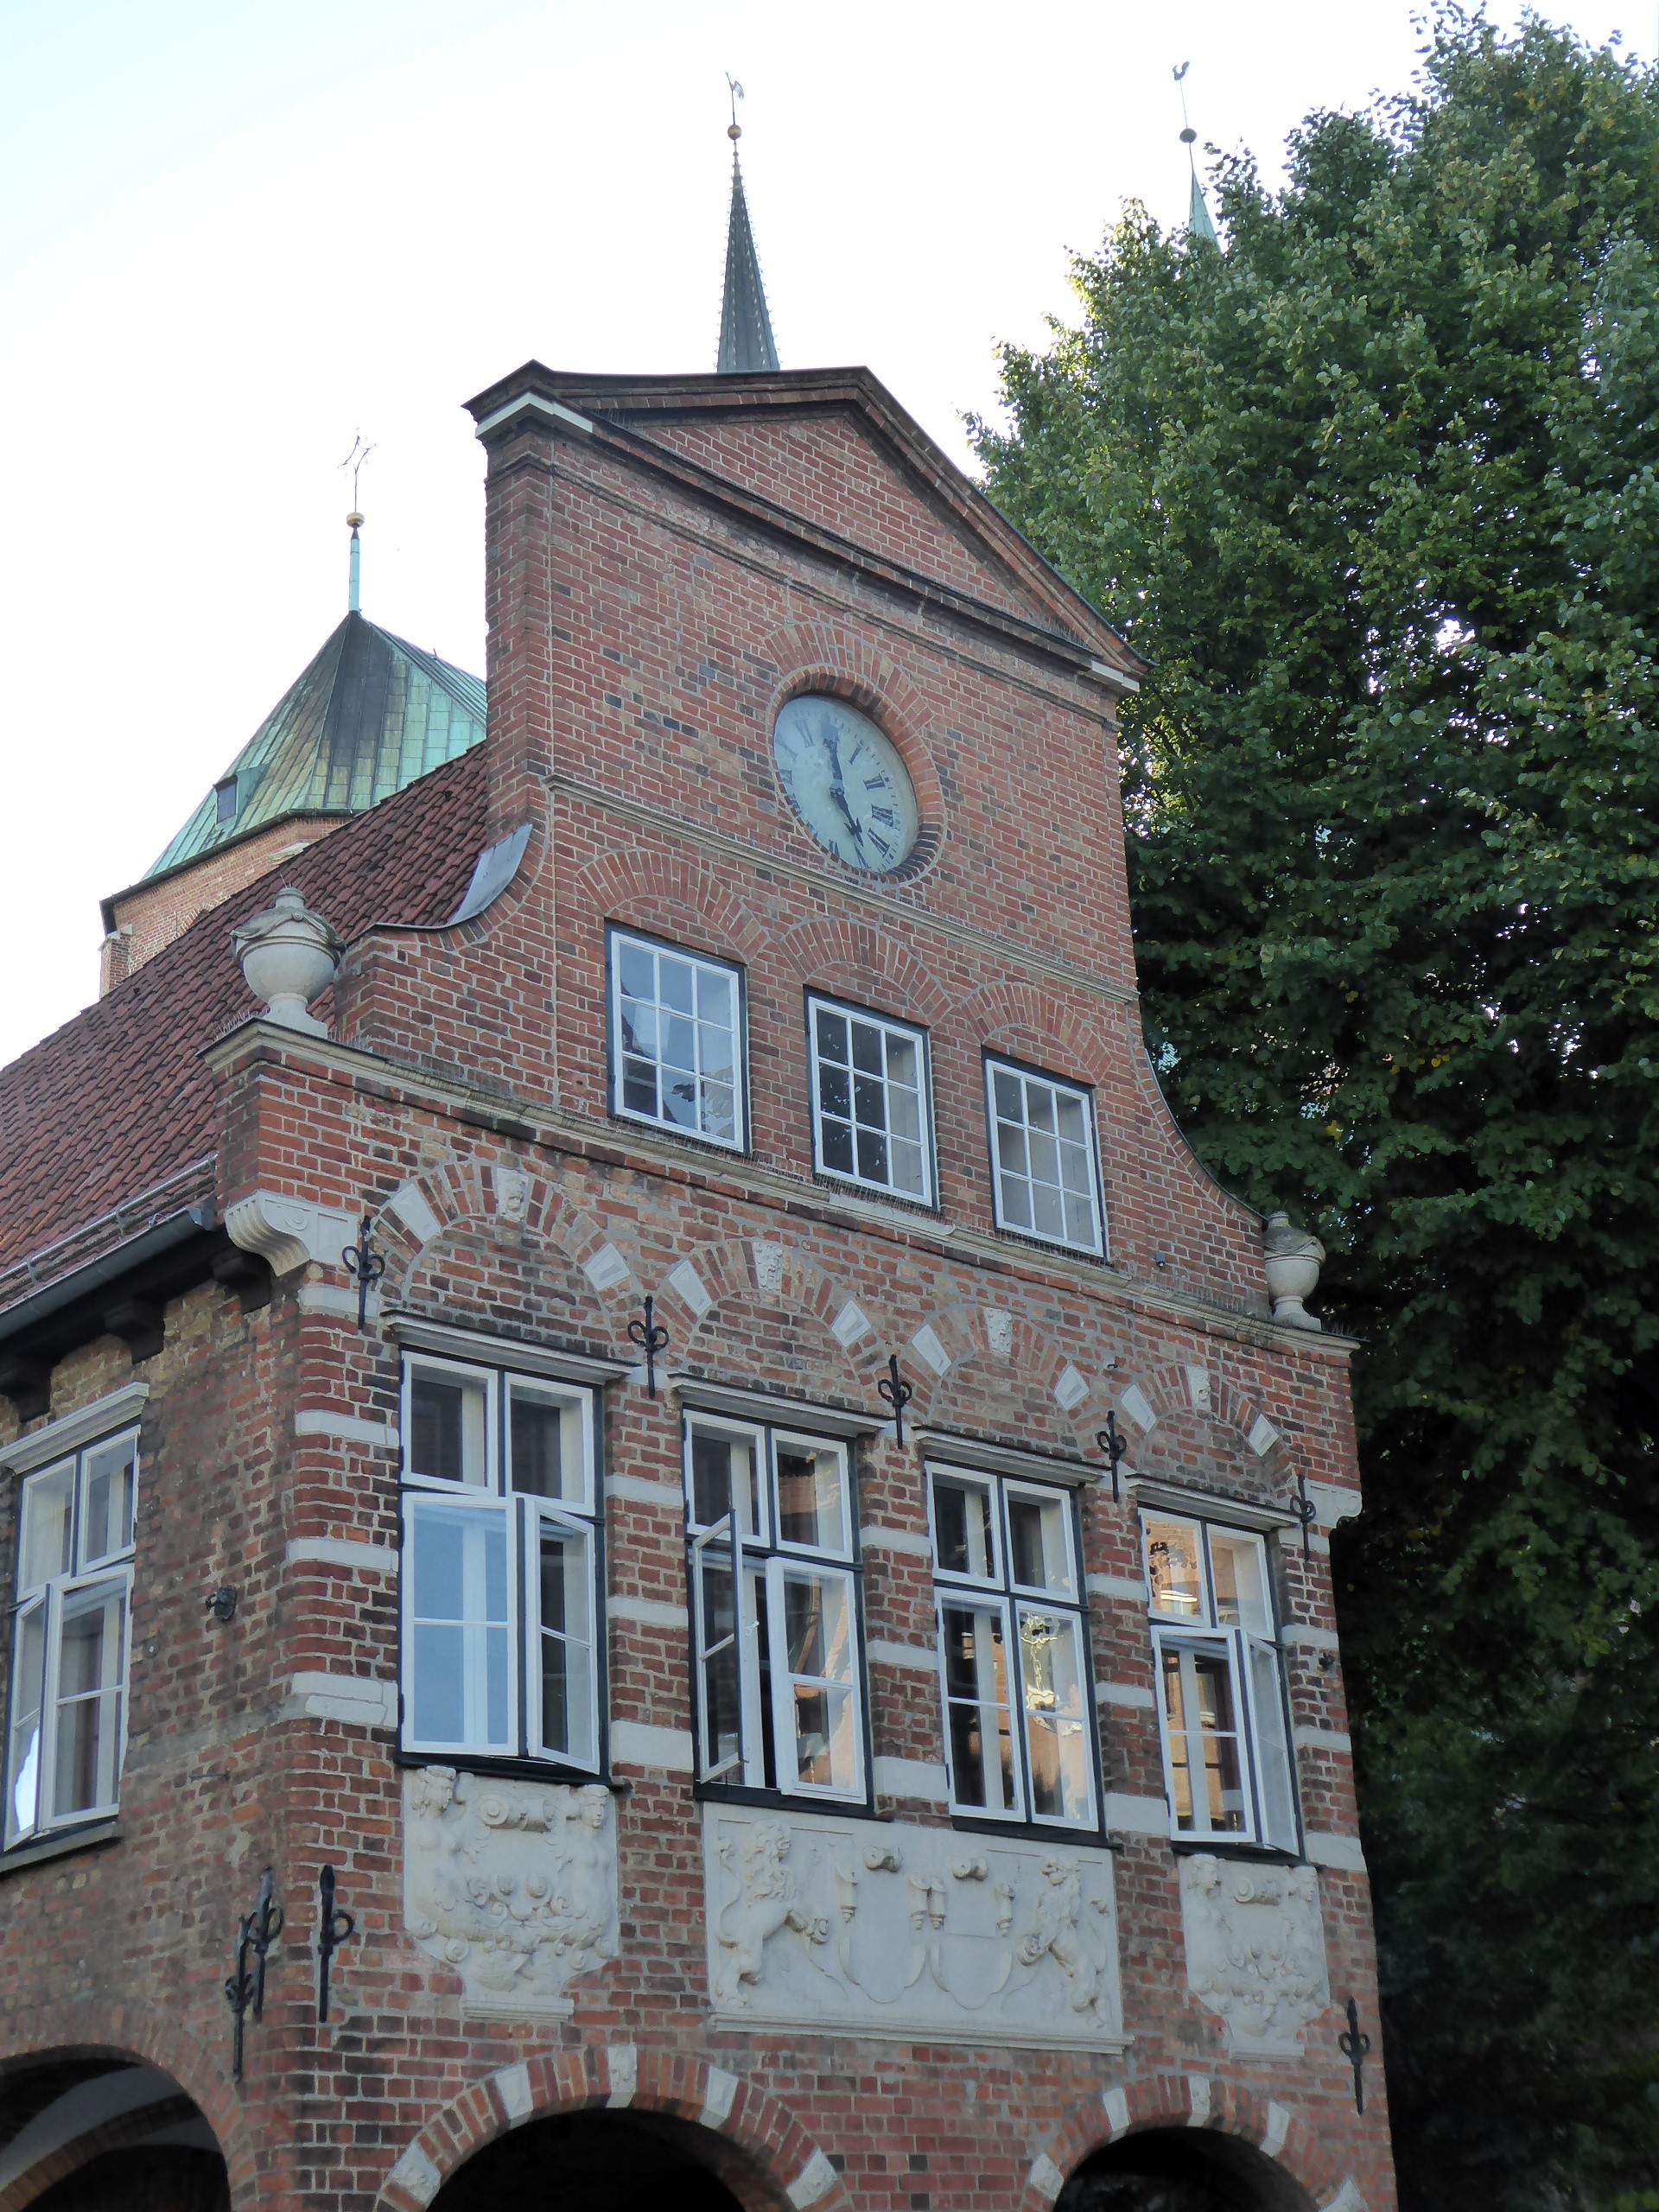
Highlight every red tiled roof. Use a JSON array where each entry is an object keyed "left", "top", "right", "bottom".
[{"left": 0, "top": 743, "right": 490, "bottom": 1297}]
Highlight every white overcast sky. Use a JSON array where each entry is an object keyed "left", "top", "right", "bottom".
[{"left": 0, "top": 0, "right": 1649, "bottom": 1067}]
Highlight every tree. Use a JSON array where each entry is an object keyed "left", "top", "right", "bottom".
[{"left": 971, "top": 13, "right": 1659, "bottom": 2207}]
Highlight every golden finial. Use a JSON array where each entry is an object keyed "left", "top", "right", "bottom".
[{"left": 727, "top": 73, "right": 743, "bottom": 143}]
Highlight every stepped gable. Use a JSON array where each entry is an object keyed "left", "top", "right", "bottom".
[{"left": 0, "top": 741, "right": 488, "bottom": 1291}]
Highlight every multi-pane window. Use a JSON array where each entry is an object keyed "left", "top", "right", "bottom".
[
  {"left": 985, "top": 1058, "right": 1104, "bottom": 1255},
  {"left": 1144, "top": 1514, "right": 1298, "bottom": 1851},
  {"left": 400, "top": 1355, "right": 602, "bottom": 1771},
  {"left": 685, "top": 1414, "right": 865, "bottom": 1802},
  {"left": 807, "top": 997, "right": 933, "bottom": 1204},
  {"left": 6, "top": 1427, "right": 137, "bottom": 1847},
  {"left": 929, "top": 1465, "right": 1096, "bottom": 1830},
  {"left": 609, "top": 928, "right": 745, "bottom": 1149}
]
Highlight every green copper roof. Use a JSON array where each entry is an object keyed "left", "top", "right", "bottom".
[
  {"left": 147, "top": 613, "right": 486, "bottom": 879},
  {"left": 716, "top": 150, "right": 779, "bottom": 374}
]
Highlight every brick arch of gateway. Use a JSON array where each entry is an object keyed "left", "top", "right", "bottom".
[{"left": 373, "top": 2044, "right": 1367, "bottom": 2212}]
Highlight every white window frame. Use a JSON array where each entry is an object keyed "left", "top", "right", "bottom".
[
  {"left": 1142, "top": 1512, "right": 1300, "bottom": 1853},
  {"left": 684, "top": 1414, "right": 866, "bottom": 1805},
  {"left": 805, "top": 995, "right": 936, "bottom": 1205},
  {"left": 983, "top": 1056, "right": 1107, "bottom": 1257},
  {"left": 608, "top": 925, "right": 747, "bottom": 1151},
  {"left": 5, "top": 1426, "right": 139, "bottom": 1850},
  {"left": 927, "top": 1463, "right": 1100, "bottom": 1832},
  {"left": 398, "top": 1353, "right": 603, "bottom": 1773}
]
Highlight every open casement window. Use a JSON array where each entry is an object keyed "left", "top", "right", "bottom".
[
  {"left": 806, "top": 996, "right": 934, "bottom": 1204},
  {"left": 928, "top": 1465, "right": 1098, "bottom": 1831},
  {"left": 983, "top": 1058, "right": 1105, "bottom": 1257},
  {"left": 6, "top": 1428, "right": 137, "bottom": 1849},
  {"left": 609, "top": 927, "right": 746, "bottom": 1150},
  {"left": 1143, "top": 1513, "right": 1299, "bottom": 1853},
  {"left": 684, "top": 1415, "right": 865, "bottom": 1803},
  {"left": 400, "top": 1354, "right": 602, "bottom": 1772}
]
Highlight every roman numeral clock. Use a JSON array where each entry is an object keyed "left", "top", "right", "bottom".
[{"left": 772, "top": 696, "right": 919, "bottom": 873}]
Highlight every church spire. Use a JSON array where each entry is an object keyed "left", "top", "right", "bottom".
[
  {"left": 1173, "top": 62, "right": 1219, "bottom": 246},
  {"left": 716, "top": 79, "right": 779, "bottom": 374}
]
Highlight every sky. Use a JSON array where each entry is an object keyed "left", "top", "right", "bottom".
[{"left": 0, "top": 0, "right": 1652, "bottom": 1068}]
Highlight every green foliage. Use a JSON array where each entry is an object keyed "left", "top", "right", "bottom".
[{"left": 972, "top": 12, "right": 1659, "bottom": 2208}]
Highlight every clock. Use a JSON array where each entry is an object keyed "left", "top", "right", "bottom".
[{"left": 772, "top": 696, "right": 919, "bottom": 874}]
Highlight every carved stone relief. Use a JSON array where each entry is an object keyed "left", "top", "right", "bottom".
[
  {"left": 404, "top": 1766, "right": 620, "bottom": 2018},
  {"left": 702, "top": 1805, "right": 1125, "bottom": 2050},
  {"left": 1179, "top": 1853, "right": 1331, "bottom": 2055}
]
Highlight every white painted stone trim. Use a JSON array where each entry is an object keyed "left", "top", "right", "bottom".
[
  {"left": 226, "top": 1191, "right": 356, "bottom": 1278},
  {"left": 1088, "top": 1572, "right": 1147, "bottom": 1605},
  {"left": 607, "top": 1474, "right": 683, "bottom": 1507},
  {"left": 911, "top": 1324, "right": 950, "bottom": 1376},
  {"left": 386, "top": 2143, "right": 442, "bottom": 2208},
  {"left": 582, "top": 1242, "right": 632, "bottom": 1292},
  {"left": 609, "top": 1720, "right": 695, "bottom": 1771},
  {"left": 860, "top": 1523, "right": 932, "bottom": 1558},
  {"left": 297, "top": 1281, "right": 370, "bottom": 1320},
  {"left": 1184, "top": 1364, "right": 1211, "bottom": 1411},
  {"left": 388, "top": 1181, "right": 442, "bottom": 1245},
  {"left": 0, "top": 1382, "right": 149, "bottom": 1473},
  {"left": 1262, "top": 2102, "right": 1292, "bottom": 2158},
  {"left": 666, "top": 1258, "right": 712, "bottom": 1315},
  {"left": 1304, "top": 1830, "right": 1368, "bottom": 1872},
  {"left": 1282, "top": 1623, "right": 1340, "bottom": 1650},
  {"left": 1325, "top": 2183, "right": 1365, "bottom": 2212},
  {"left": 1102, "top": 2084, "right": 1131, "bottom": 2138},
  {"left": 286, "top": 1537, "right": 395, "bottom": 1575},
  {"left": 1096, "top": 1680, "right": 1156, "bottom": 1709},
  {"left": 699, "top": 2066, "right": 739, "bottom": 2131},
  {"left": 606, "top": 2044, "right": 639, "bottom": 2107},
  {"left": 1119, "top": 1383, "right": 1157, "bottom": 1432},
  {"left": 1104, "top": 1791, "right": 1170, "bottom": 1835},
  {"left": 493, "top": 2061, "right": 533, "bottom": 2121},
  {"left": 611, "top": 1596, "right": 690, "bottom": 1629},
  {"left": 1053, "top": 1363, "right": 1089, "bottom": 1411},
  {"left": 294, "top": 1409, "right": 398, "bottom": 1450},
  {"left": 1185, "top": 2075, "right": 1211, "bottom": 2126},
  {"left": 830, "top": 1300, "right": 870, "bottom": 1347},
  {"left": 1307, "top": 1478, "right": 1362, "bottom": 1528},
  {"left": 872, "top": 1755, "right": 950, "bottom": 1802},
  {"left": 1028, "top": 2152, "right": 1066, "bottom": 2204},
  {"left": 287, "top": 1673, "right": 398, "bottom": 1730},
  {"left": 1247, "top": 1413, "right": 1280, "bottom": 1456},
  {"left": 868, "top": 1639, "right": 939, "bottom": 1673},
  {"left": 789, "top": 2151, "right": 839, "bottom": 2209},
  {"left": 1294, "top": 1725, "right": 1353, "bottom": 1753}
]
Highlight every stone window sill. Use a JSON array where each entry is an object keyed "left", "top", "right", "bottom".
[{"left": 0, "top": 1819, "right": 122, "bottom": 1878}]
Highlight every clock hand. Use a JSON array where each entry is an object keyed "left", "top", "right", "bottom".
[{"left": 826, "top": 747, "right": 869, "bottom": 853}]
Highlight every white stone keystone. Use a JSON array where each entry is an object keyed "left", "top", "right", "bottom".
[
  {"left": 911, "top": 1324, "right": 950, "bottom": 1376},
  {"left": 666, "top": 1258, "right": 713, "bottom": 1315},
  {"left": 1053, "top": 1363, "right": 1089, "bottom": 1411},
  {"left": 582, "top": 1242, "right": 631, "bottom": 1292},
  {"left": 388, "top": 1181, "right": 441, "bottom": 1245},
  {"left": 830, "top": 1300, "right": 870, "bottom": 1347}
]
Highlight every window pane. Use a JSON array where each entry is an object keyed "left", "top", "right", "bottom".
[
  {"left": 19, "top": 1464, "right": 73, "bottom": 1591},
  {"left": 7, "top": 1604, "right": 46, "bottom": 1842},
  {"left": 816, "top": 1007, "right": 849, "bottom": 1063},
  {"left": 1210, "top": 1530, "right": 1272, "bottom": 1636},
  {"left": 813, "top": 1003, "right": 929, "bottom": 1198},
  {"left": 821, "top": 1117, "right": 855, "bottom": 1173},
  {"left": 618, "top": 940, "right": 654, "bottom": 1000},
  {"left": 510, "top": 1385, "right": 576, "bottom": 1501},
  {"left": 988, "top": 1064, "right": 1099, "bottom": 1250},
  {"left": 850, "top": 1020, "right": 883, "bottom": 1075},
  {"left": 80, "top": 1439, "right": 137, "bottom": 1564},
  {"left": 690, "top": 1427, "right": 760, "bottom": 1535},
  {"left": 1249, "top": 1637, "right": 1299, "bottom": 1852},
  {"left": 537, "top": 1522, "right": 594, "bottom": 1765},
  {"left": 408, "top": 1500, "right": 510, "bottom": 1748},
  {"left": 53, "top": 1580, "right": 126, "bottom": 1819},
  {"left": 779, "top": 1571, "right": 857, "bottom": 1792},
  {"left": 1007, "top": 1491, "right": 1074, "bottom": 1595},
  {"left": 614, "top": 937, "right": 742, "bottom": 1145},
  {"left": 410, "top": 1370, "right": 489, "bottom": 1487},
  {"left": 1145, "top": 1519, "right": 1205, "bottom": 1619},
  {"left": 942, "top": 1601, "right": 1016, "bottom": 1813},
  {"left": 775, "top": 1440, "right": 848, "bottom": 1553},
  {"left": 1020, "top": 1608, "right": 1092, "bottom": 1824},
  {"left": 932, "top": 1473, "right": 996, "bottom": 1580},
  {"left": 1162, "top": 1643, "right": 1247, "bottom": 1834},
  {"left": 696, "top": 1541, "right": 742, "bottom": 1778},
  {"left": 659, "top": 955, "right": 695, "bottom": 1014}
]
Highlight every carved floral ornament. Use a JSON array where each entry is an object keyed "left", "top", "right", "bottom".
[
  {"left": 702, "top": 1805, "right": 1126, "bottom": 2050},
  {"left": 403, "top": 1767, "right": 620, "bottom": 2018},
  {"left": 1179, "top": 1852, "right": 1331, "bottom": 2055}
]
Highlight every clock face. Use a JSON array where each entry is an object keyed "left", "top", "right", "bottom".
[{"left": 772, "top": 696, "right": 919, "bottom": 874}]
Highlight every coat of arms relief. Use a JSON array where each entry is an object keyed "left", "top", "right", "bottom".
[{"left": 1178, "top": 1853, "right": 1331, "bottom": 2054}]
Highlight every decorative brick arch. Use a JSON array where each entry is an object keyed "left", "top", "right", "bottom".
[
  {"left": 373, "top": 2042, "right": 852, "bottom": 2212},
  {"left": 773, "top": 916, "right": 955, "bottom": 1028},
  {"left": 569, "top": 846, "right": 772, "bottom": 966},
  {"left": 0, "top": 2008, "right": 254, "bottom": 2209},
  {"left": 913, "top": 1299, "right": 1104, "bottom": 1453},
  {"left": 1019, "top": 2072, "right": 1361, "bottom": 2212},
  {"left": 957, "top": 977, "right": 1120, "bottom": 1090},
  {"left": 658, "top": 1235, "right": 890, "bottom": 1402},
  {"left": 1111, "top": 1360, "right": 1287, "bottom": 1479}
]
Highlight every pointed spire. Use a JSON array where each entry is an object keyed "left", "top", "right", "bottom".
[
  {"left": 1173, "top": 62, "right": 1220, "bottom": 246},
  {"left": 340, "top": 434, "right": 374, "bottom": 613},
  {"left": 717, "top": 78, "right": 779, "bottom": 374}
]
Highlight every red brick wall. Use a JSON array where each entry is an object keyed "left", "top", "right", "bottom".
[{"left": 101, "top": 817, "right": 350, "bottom": 991}]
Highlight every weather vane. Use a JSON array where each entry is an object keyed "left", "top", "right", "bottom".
[
  {"left": 1172, "top": 60, "right": 1219, "bottom": 245},
  {"left": 339, "top": 434, "right": 374, "bottom": 613},
  {"left": 727, "top": 73, "right": 744, "bottom": 142}
]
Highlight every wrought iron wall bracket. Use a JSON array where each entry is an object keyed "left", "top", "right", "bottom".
[
  {"left": 317, "top": 1865, "right": 356, "bottom": 2024},
  {"left": 877, "top": 1353, "right": 914, "bottom": 1446},
  {"left": 225, "top": 1866, "right": 284, "bottom": 2080},
  {"left": 628, "top": 1296, "right": 670, "bottom": 1396},
  {"left": 1292, "top": 1469, "right": 1319, "bottom": 1558},
  {"left": 1096, "top": 1409, "right": 1128, "bottom": 1504},
  {"left": 341, "top": 1213, "right": 387, "bottom": 1332},
  {"left": 1338, "top": 1994, "right": 1372, "bottom": 2113}
]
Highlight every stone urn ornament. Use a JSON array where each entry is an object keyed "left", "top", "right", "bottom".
[
  {"left": 1262, "top": 1211, "right": 1325, "bottom": 1331},
  {"left": 232, "top": 888, "right": 345, "bottom": 1038}
]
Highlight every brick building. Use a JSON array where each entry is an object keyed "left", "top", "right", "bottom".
[{"left": 0, "top": 148, "right": 1396, "bottom": 2212}]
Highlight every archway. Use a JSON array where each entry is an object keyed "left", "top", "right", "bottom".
[
  {"left": 429, "top": 2108, "right": 766, "bottom": 2212},
  {"left": 1057, "top": 2128, "right": 1315, "bottom": 2212},
  {"left": 0, "top": 2051, "right": 227, "bottom": 2212}
]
